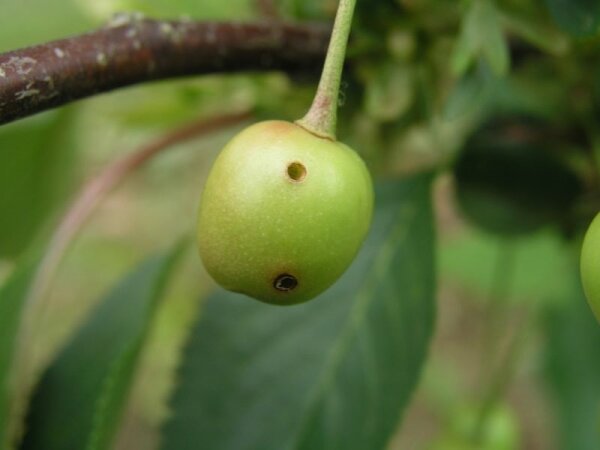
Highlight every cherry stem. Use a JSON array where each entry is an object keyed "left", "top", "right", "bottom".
[{"left": 296, "top": 0, "right": 357, "bottom": 140}]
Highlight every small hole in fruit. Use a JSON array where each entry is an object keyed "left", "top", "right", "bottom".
[
  {"left": 273, "top": 273, "right": 298, "bottom": 292},
  {"left": 287, "top": 162, "right": 307, "bottom": 182}
]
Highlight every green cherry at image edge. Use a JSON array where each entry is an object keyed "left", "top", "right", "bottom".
[
  {"left": 581, "top": 213, "right": 600, "bottom": 321},
  {"left": 196, "top": 0, "right": 374, "bottom": 305}
]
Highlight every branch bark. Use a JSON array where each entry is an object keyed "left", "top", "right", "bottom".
[{"left": 0, "top": 16, "right": 329, "bottom": 125}]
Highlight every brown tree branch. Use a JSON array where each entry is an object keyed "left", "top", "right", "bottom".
[{"left": 0, "top": 15, "right": 329, "bottom": 125}]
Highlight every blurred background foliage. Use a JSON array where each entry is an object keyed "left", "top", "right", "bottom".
[{"left": 2, "top": 0, "right": 600, "bottom": 449}]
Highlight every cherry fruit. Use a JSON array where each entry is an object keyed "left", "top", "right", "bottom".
[
  {"left": 197, "top": 120, "right": 373, "bottom": 305},
  {"left": 581, "top": 213, "right": 600, "bottom": 321}
]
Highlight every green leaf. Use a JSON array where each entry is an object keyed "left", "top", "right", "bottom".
[
  {"left": 364, "top": 63, "right": 414, "bottom": 122},
  {"left": 543, "top": 273, "right": 600, "bottom": 450},
  {"left": 0, "top": 111, "right": 77, "bottom": 259},
  {"left": 443, "top": 63, "right": 493, "bottom": 120},
  {"left": 0, "top": 259, "right": 36, "bottom": 449},
  {"left": 0, "top": 0, "right": 92, "bottom": 52},
  {"left": 545, "top": 0, "right": 600, "bottom": 37},
  {"left": 440, "top": 228, "right": 571, "bottom": 303},
  {"left": 162, "top": 175, "right": 436, "bottom": 450},
  {"left": 20, "top": 245, "right": 184, "bottom": 450},
  {"left": 452, "top": 0, "right": 509, "bottom": 77},
  {"left": 499, "top": 10, "right": 569, "bottom": 56},
  {"left": 101, "top": 0, "right": 255, "bottom": 20},
  {"left": 289, "top": 0, "right": 336, "bottom": 20}
]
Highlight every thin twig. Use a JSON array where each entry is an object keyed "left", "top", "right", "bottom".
[
  {"left": 472, "top": 242, "right": 522, "bottom": 445},
  {"left": 30, "top": 110, "right": 251, "bottom": 306},
  {"left": 0, "top": 16, "right": 329, "bottom": 125},
  {"left": 7, "top": 111, "right": 252, "bottom": 448},
  {"left": 472, "top": 310, "right": 530, "bottom": 445}
]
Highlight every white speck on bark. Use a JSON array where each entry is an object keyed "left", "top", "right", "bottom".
[
  {"left": 1, "top": 56, "right": 37, "bottom": 76},
  {"left": 108, "top": 11, "right": 145, "bottom": 28},
  {"left": 40, "top": 91, "right": 59, "bottom": 101},
  {"left": 54, "top": 48, "right": 65, "bottom": 59},
  {"left": 160, "top": 23, "right": 173, "bottom": 34},
  {"left": 96, "top": 53, "right": 108, "bottom": 66},
  {"left": 43, "top": 76, "right": 55, "bottom": 90},
  {"left": 15, "top": 89, "right": 40, "bottom": 100}
]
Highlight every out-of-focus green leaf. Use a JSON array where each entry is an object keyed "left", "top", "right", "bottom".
[
  {"left": 98, "top": 75, "right": 262, "bottom": 129},
  {"left": 430, "top": 403, "right": 520, "bottom": 450},
  {"left": 453, "top": 120, "right": 582, "bottom": 237},
  {"left": 0, "top": 0, "right": 92, "bottom": 52},
  {"left": 440, "top": 228, "right": 571, "bottom": 303},
  {"left": 545, "top": 0, "right": 600, "bottom": 37},
  {"left": 499, "top": 10, "right": 569, "bottom": 56},
  {"left": 21, "top": 245, "right": 184, "bottom": 450},
  {"left": 0, "top": 259, "right": 36, "bottom": 449},
  {"left": 364, "top": 63, "right": 414, "bottom": 122},
  {"left": 543, "top": 272, "right": 600, "bottom": 450},
  {"left": 0, "top": 110, "right": 77, "bottom": 259},
  {"left": 443, "top": 63, "right": 493, "bottom": 120},
  {"left": 289, "top": 0, "right": 336, "bottom": 20},
  {"left": 162, "top": 175, "right": 436, "bottom": 450},
  {"left": 94, "top": 0, "right": 255, "bottom": 20},
  {"left": 486, "top": 74, "right": 566, "bottom": 119},
  {"left": 452, "top": 0, "right": 509, "bottom": 77}
]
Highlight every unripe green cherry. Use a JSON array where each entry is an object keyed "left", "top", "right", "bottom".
[
  {"left": 581, "top": 213, "right": 600, "bottom": 322},
  {"left": 197, "top": 120, "right": 374, "bottom": 305}
]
